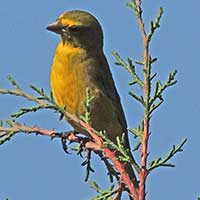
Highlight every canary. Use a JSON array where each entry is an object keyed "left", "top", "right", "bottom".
[{"left": 47, "top": 10, "right": 137, "bottom": 188}]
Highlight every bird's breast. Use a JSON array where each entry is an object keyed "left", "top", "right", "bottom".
[{"left": 50, "top": 42, "right": 88, "bottom": 115}]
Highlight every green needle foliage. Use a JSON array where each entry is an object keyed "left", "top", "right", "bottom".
[
  {"left": 148, "top": 7, "right": 164, "bottom": 42},
  {"left": 0, "top": 119, "right": 17, "bottom": 145},
  {"left": 113, "top": 0, "right": 187, "bottom": 192},
  {"left": 80, "top": 88, "right": 95, "bottom": 124},
  {"left": 148, "top": 138, "right": 187, "bottom": 171},
  {"left": 89, "top": 181, "right": 114, "bottom": 200},
  {"left": 113, "top": 51, "right": 144, "bottom": 88}
]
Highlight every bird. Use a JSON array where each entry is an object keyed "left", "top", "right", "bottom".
[{"left": 47, "top": 10, "right": 137, "bottom": 191}]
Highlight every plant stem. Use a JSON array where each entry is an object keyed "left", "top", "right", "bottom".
[{"left": 133, "top": 0, "right": 151, "bottom": 199}]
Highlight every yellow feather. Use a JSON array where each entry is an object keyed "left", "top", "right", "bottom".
[{"left": 50, "top": 42, "right": 87, "bottom": 115}]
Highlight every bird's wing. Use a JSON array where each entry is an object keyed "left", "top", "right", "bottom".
[{"left": 89, "top": 51, "right": 128, "bottom": 136}]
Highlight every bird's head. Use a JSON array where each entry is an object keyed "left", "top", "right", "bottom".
[{"left": 47, "top": 10, "right": 104, "bottom": 50}]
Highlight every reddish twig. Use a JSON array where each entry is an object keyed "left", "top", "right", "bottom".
[
  {"left": 104, "top": 148, "right": 139, "bottom": 200},
  {"left": 0, "top": 118, "right": 139, "bottom": 199},
  {"left": 134, "top": 0, "right": 150, "bottom": 199}
]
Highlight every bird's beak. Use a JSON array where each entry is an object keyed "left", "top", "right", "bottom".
[{"left": 46, "top": 21, "right": 64, "bottom": 34}]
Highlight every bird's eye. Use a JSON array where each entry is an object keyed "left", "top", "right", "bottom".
[{"left": 69, "top": 26, "right": 81, "bottom": 32}]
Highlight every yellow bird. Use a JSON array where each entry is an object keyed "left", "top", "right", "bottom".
[{"left": 47, "top": 10, "right": 137, "bottom": 187}]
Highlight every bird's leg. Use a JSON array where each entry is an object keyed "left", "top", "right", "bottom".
[
  {"left": 50, "top": 130, "right": 79, "bottom": 154},
  {"left": 61, "top": 130, "right": 92, "bottom": 155},
  {"left": 62, "top": 130, "right": 79, "bottom": 154},
  {"left": 50, "top": 130, "right": 78, "bottom": 140},
  {"left": 78, "top": 136, "right": 91, "bottom": 153}
]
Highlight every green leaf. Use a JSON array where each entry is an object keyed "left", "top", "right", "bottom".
[
  {"left": 6, "top": 119, "right": 15, "bottom": 126},
  {"left": 89, "top": 181, "right": 103, "bottom": 194},
  {"left": 129, "top": 91, "right": 145, "bottom": 106},
  {"left": 7, "top": 75, "right": 21, "bottom": 90},
  {"left": 148, "top": 138, "right": 187, "bottom": 171}
]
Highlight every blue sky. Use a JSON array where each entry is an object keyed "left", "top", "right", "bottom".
[{"left": 0, "top": 0, "right": 199, "bottom": 199}]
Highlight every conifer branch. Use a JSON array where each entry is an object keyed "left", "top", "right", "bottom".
[
  {"left": 125, "top": 1, "right": 185, "bottom": 200},
  {"left": 148, "top": 139, "right": 187, "bottom": 171},
  {"left": 148, "top": 7, "right": 164, "bottom": 42},
  {"left": 112, "top": 51, "right": 144, "bottom": 88},
  {"left": 0, "top": 77, "right": 139, "bottom": 200}
]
